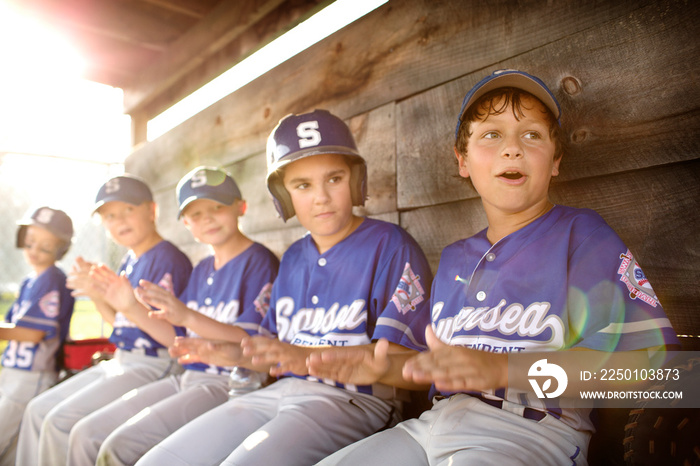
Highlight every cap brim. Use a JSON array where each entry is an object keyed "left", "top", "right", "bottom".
[
  {"left": 177, "top": 195, "right": 236, "bottom": 219},
  {"left": 92, "top": 196, "right": 148, "bottom": 214},
  {"left": 473, "top": 74, "right": 559, "bottom": 120}
]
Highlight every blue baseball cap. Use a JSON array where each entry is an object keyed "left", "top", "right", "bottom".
[
  {"left": 17, "top": 206, "right": 74, "bottom": 259},
  {"left": 93, "top": 174, "right": 153, "bottom": 213},
  {"left": 176, "top": 166, "right": 242, "bottom": 218},
  {"left": 455, "top": 69, "right": 561, "bottom": 139}
]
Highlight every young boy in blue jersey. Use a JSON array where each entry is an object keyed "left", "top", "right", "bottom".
[
  {"left": 17, "top": 174, "right": 193, "bottom": 466},
  {"left": 135, "top": 110, "right": 433, "bottom": 466},
  {"left": 314, "top": 70, "right": 680, "bottom": 466},
  {"left": 0, "top": 207, "right": 74, "bottom": 466},
  {"left": 64, "top": 166, "right": 279, "bottom": 466}
]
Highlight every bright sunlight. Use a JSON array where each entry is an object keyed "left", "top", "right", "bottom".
[{"left": 0, "top": 1, "right": 131, "bottom": 164}]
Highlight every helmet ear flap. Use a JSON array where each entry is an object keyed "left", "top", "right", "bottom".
[
  {"left": 269, "top": 158, "right": 367, "bottom": 223},
  {"left": 349, "top": 159, "right": 368, "bottom": 207},
  {"left": 267, "top": 172, "right": 295, "bottom": 222},
  {"left": 16, "top": 225, "right": 28, "bottom": 249}
]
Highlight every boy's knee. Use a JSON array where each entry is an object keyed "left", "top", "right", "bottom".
[
  {"left": 24, "top": 395, "right": 45, "bottom": 419},
  {"left": 95, "top": 437, "right": 120, "bottom": 466},
  {"left": 69, "top": 415, "right": 92, "bottom": 443},
  {"left": 42, "top": 404, "right": 76, "bottom": 433}
]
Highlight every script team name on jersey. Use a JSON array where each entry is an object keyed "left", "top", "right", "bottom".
[
  {"left": 432, "top": 299, "right": 565, "bottom": 350},
  {"left": 185, "top": 299, "right": 240, "bottom": 337},
  {"left": 275, "top": 297, "right": 368, "bottom": 347}
]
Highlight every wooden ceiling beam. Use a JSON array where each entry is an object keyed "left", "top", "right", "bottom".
[
  {"left": 14, "top": 0, "right": 198, "bottom": 52},
  {"left": 59, "top": 17, "right": 168, "bottom": 52},
  {"left": 122, "top": 0, "right": 288, "bottom": 115},
  {"left": 137, "top": 0, "right": 217, "bottom": 19}
]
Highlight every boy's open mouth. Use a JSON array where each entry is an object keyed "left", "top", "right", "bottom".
[{"left": 500, "top": 171, "right": 524, "bottom": 180}]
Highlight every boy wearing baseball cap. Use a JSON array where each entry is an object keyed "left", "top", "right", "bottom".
[
  {"left": 136, "top": 110, "right": 433, "bottom": 466},
  {"left": 0, "top": 207, "right": 74, "bottom": 465},
  {"left": 17, "top": 174, "right": 193, "bottom": 466},
  {"left": 315, "top": 70, "right": 679, "bottom": 465},
  {"left": 65, "top": 166, "right": 279, "bottom": 465}
]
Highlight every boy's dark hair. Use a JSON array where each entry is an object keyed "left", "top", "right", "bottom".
[{"left": 454, "top": 87, "right": 564, "bottom": 161}]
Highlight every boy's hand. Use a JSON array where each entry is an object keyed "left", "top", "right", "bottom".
[
  {"left": 170, "top": 337, "right": 244, "bottom": 366},
  {"left": 241, "top": 336, "right": 309, "bottom": 377},
  {"left": 136, "top": 279, "right": 190, "bottom": 326},
  {"left": 402, "top": 326, "right": 507, "bottom": 392},
  {"left": 67, "top": 257, "right": 104, "bottom": 300},
  {"left": 306, "top": 339, "right": 391, "bottom": 385},
  {"left": 89, "top": 265, "right": 138, "bottom": 314}
]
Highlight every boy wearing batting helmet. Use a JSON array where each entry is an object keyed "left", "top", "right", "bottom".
[
  {"left": 64, "top": 166, "right": 279, "bottom": 466},
  {"left": 17, "top": 174, "right": 193, "bottom": 466},
  {"left": 136, "top": 109, "right": 433, "bottom": 466},
  {"left": 316, "top": 70, "right": 680, "bottom": 465},
  {"left": 0, "top": 207, "right": 75, "bottom": 466}
]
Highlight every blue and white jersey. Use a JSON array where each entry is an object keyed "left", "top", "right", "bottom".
[
  {"left": 2, "top": 265, "right": 74, "bottom": 372},
  {"left": 262, "top": 217, "right": 433, "bottom": 396},
  {"left": 181, "top": 242, "right": 279, "bottom": 375},
  {"left": 111, "top": 240, "right": 192, "bottom": 355},
  {"left": 430, "top": 205, "right": 679, "bottom": 431}
]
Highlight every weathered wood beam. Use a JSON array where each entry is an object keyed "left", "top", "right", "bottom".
[
  {"left": 127, "top": 0, "right": 666, "bottom": 190},
  {"left": 137, "top": 0, "right": 216, "bottom": 19},
  {"left": 16, "top": 0, "right": 197, "bottom": 51},
  {"left": 130, "top": 111, "right": 149, "bottom": 147},
  {"left": 124, "top": 0, "right": 332, "bottom": 129},
  {"left": 122, "top": 0, "right": 288, "bottom": 115}
]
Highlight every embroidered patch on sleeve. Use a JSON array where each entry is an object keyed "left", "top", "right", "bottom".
[
  {"left": 254, "top": 283, "right": 273, "bottom": 318},
  {"left": 39, "top": 290, "right": 60, "bottom": 318},
  {"left": 157, "top": 273, "right": 174, "bottom": 294},
  {"left": 391, "top": 262, "right": 426, "bottom": 315},
  {"left": 617, "top": 250, "right": 659, "bottom": 307}
]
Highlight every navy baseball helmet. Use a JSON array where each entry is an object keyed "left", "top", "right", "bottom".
[
  {"left": 16, "top": 206, "right": 74, "bottom": 259},
  {"left": 93, "top": 174, "right": 153, "bottom": 213},
  {"left": 266, "top": 109, "right": 367, "bottom": 222},
  {"left": 176, "top": 166, "right": 242, "bottom": 218},
  {"left": 455, "top": 69, "right": 561, "bottom": 139}
]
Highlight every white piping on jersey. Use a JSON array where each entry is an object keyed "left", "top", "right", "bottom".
[
  {"left": 376, "top": 317, "right": 424, "bottom": 350},
  {"left": 234, "top": 322, "right": 266, "bottom": 334},
  {"left": 465, "top": 240, "right": 502, "bottom": 291},
  {"left": 11, "top": 315, "right": 59, "bottom": 329},
  {"left": 598, "top": 318, "right": 674, "bottom": 334},
  {"left": 462, "top": 239, "right": 504, "bottom": 348}
]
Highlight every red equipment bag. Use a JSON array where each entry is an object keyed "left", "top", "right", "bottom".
[{"left": 61, "top": 338, "right": 116, "bottom": 371}]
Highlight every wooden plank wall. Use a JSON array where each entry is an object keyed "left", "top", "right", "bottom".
[{"left": 126, "top": 0, "right": 700, "bottom": 346}]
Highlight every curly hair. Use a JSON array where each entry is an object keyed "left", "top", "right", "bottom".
[{"left": 454, "top": 87, "right": 564, "bottom": 161}]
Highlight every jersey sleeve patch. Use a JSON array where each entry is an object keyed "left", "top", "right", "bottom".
[
  {"left": 617, "top": 250, "right": 659, "bottom": 308},
  {"left": 157, "top": 272, "right": 174, "bottom": 294},
  {"left": 391, "top": 262, "right": 426, "bottom": 315},
  {"left": 254, "top": 283, "right": 273, "bottom": 318},
  {"left": 39, "top": 290, "right": 60, "bottom": 318}
]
